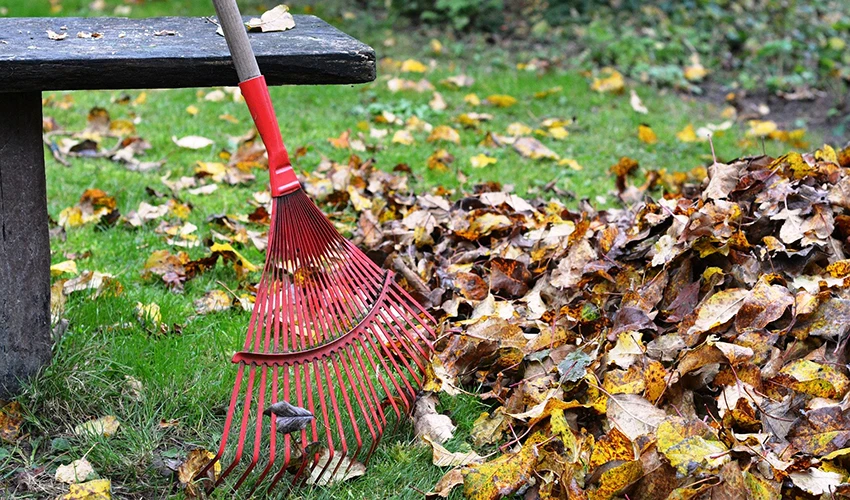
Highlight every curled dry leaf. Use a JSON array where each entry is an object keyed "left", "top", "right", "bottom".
[
  {"left": 413, "top": 394, "right": 456, "bottom": 444},
  {"left": 55, "top": 458, "right": 97, "bottom": 484},
  {"left": 246, "top": 5, "right": 295, "bottom": 32},
  {"left": 263, "top": 400, "right": 314, "bottom": 435},
  {"left": 422, "top": 434, "right": 483, "bottom": 467},
  {"left": 177, "top": 449, "right": 219, "bottom": 498},
  {"left": 426, "top": 468, "right": 464, "bottom": 498}
]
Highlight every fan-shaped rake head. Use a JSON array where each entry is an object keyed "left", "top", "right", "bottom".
[{"left": 197, "top": 189, "right": 436, "bottom": 495}]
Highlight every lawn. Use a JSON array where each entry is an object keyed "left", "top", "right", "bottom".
[{"left": 0, "top": 0, "right": 837, "bottom": 499}]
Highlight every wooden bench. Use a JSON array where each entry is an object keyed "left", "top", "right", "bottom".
[{"left": 0, "top": 15, "right": 376, "bottom": 398}]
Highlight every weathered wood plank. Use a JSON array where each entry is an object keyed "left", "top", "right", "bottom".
[
  {"left": 0, "top": 15, "right": 376, "bottom": 91},
  {"left": 0, "top": 92, "right": 51, "bottom": 399}
]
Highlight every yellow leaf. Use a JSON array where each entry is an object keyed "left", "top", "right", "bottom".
[
  {"left": 210, "top": 242, "right": 258, "bottom": 272},
  {"left": 588, "top": 460, "right": 643, "bottom": 500},
  {"left": 676, "top": 124, "right": 698, "bottom": 142},
  {"left": 684, "top": 63, "right": 708, "bottom": 81},
  {"left": 400, "top": 59, "right": 427, "bottom": 73},
  {"left": 550, "top": 408, "right": 579, "bottom": 461},
  {"left": 506, "top": 122, "right": 532, "bottom": 136},
  {"left": 462, "top": 433, "right": 546, "bottom": 500},
  {"left": 638, "top": 124, "right": 658, "bottom": 144},
  {"left": 470, "top": 154, "right": 497, "bottom": 168},
  {"left": 816, "top": 144, "right": 839, "bottom": 164},
  {"left": 430, "top": 39, "right": 443, "bottom": 55},
  {"left": 392, "top": 130, "right": 415, "bottom": 145},
  {"left": 557, "top": 158, "right": 583, "bottom": 170},
  {"left": 657, "top": 417, "right": 729, "bottom": 475},
  {"left": 548, "top": 126, "right": 569, "bottom": 140},
  {"left": 589, "top": 427, "right": 634, "bottom": 469},
  {"left": 346, "top": 185, "right": 373, "bottom": 211},
  {"left": 779, "top": 359, "right": 850, "bottom": 399},
  {"left": 485, "top": 94, "right": 517, "bottom": 107},
  {"left": 747, "top": 120, "right": 778, "bottom": 137},
  {"left": 185, "top": 105, "right": 199, "bottom": 116},
  {"left": 135, "top": 302, "right": 161, "bottom": 328},
  {"left": 75, "top": 415, "right": 120, "bottom": 438},
  {"left": 603, "top": 365, "right": 646, "bottom": 395},
  {"left": 644, "top": 360, "right": 668, "bottom": 404},
  {"left": 464, "top": 93, "right": 481, "bottom": 106},
  {"left": 51, "top": 260, "right": 79, "bottom": 277},
  {"left": 427, "top": 149, "right": 454, "bottom": 171},
  {"left": 178, "top": 449, "right": 220, "bottom": 498},
  {"left": 58, "top": 478, "right": 111, "bottom": 500},
  {"left": 427, "top": 125, "right": 460, "bottom": 144},
  {"left": 0, "top": 401, "right": 23, "bottom": 442},
  {"left": 534, "top": 86, "right": 561, "bottom": 98},
  {"left": 591, "top": 68, "right": 625, "bottom": 93}
]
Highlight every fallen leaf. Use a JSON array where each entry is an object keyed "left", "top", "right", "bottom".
[
  {"left": 47, "top": 29, "right": 68, "bottom": 40},
  {"left": 427, "top": 469, "right": 464, "bottom": 498},
  {"left": 302, "top": 450, "right": 366, "bottom": 486},
  {"left": 177, "top": 449, "right": 219, "bottom": 497},
  {"left": 246, "top": 4, "right": 296, "bottom": 32},
  {"left": 74, "top": 416, "right": 120, "bottom": 438},
  {"left": 485, "top": 94, "right": 517, "bottom": 107},
  {"left": 135, "top": 302, "right": 162, "bottom": 328},
  {"left": 264, "top": 400, "right": 314, "bottom": 435},
  {"left": 392, "top": 130, "right": 415, "bottom": 145},
  {"left": 55, "top": 458, "right": 97, "bottom": 484},
  {"left": 513, "top": 137, "right": 558, "bottom": 160},
  {"left": 589, "top": 460, "right": 643, "bottom": 500},
  {"left": 676, "top": 124, "right": 698, "bottom": 142},
  {"left": 789, "top": 467, "right": 843, "bottom": 495},
  {"left": 606, "top": 394, "right": 666, "bottom": 441},
  {"left": 414, "top": 394, "right": 456, "bottom": 444},
  {"left": 172, "top": 135, "right": 214, "bottom": 149},
  {"left": 656, "top": 417, "right": 730, "bottom": 475},
  {"left": 427, "top": 125, "right": 461, "bottom": 144},
  {"left": 591, "top": 68, "right": 625, "bottom": 93},
  {"left": 63, "top": 271, "right": 122, "bottom": 298},
  {"left": 470, "top": 153, "right": 497, "bottom": 168},
  {"left": 422, "top": 434, "right": 484, "bottom": 467},
  {"left": 51, "top": 260, "right": 79, "bottom": 277},
  {"left": 638, "top": 124, "right": 658, "bottom": 144},
  {"left": 400, "top": 59, "right": 428, "bottom": 73},
  {"left": 193, "top": 290, "right": 232, "bottom": 314},
  {"left": 0, "top": 401, "right": 23, "bottom": 442},
  {"left": 630, "top": 90, "right": 648, "bottom": 114},
  {"left": 58, "top": 478, "right": 111, "bottom": 500},
  {"left": 462, "top": 433, "right": 546, "bottom": 500}
]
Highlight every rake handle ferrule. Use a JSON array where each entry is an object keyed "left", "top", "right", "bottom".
[{"left": 239, "top": 76, "right": 300, "bottom": 196}]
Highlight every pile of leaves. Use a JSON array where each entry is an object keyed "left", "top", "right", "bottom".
[{"left": 300, "top": 142, "right": 850, "bottom": 498}]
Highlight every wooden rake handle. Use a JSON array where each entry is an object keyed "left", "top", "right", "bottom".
[
  {"left": 211, "top": 0, "right": 260, "bottom": 82},
  {"left": 211, "top": 0, "right": 299, "bottom": 196}
]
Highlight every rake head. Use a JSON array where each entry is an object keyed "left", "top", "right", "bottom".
[{"left": 198, "top": 189, "right": 436, "bottom": 495}]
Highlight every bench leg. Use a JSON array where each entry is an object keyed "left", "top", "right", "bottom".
[{"left": 0, "top": 92, "right": 51, "bottom": 399}]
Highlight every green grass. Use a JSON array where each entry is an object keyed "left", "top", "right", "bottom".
[{"left": 0, "top": 1, "right": 831, "bottom": 499}]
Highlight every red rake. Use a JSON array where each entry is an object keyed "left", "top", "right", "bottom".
[{"left": 198, "top": 0, "right": 436, "bottom": 495}]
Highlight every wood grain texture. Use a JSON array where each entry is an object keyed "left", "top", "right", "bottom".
[
  {"left": 0, "top": 15, "right": 376, "bottom": 91},
  {"left": 0, "top": 93, "right": 51, "bottom": 399}
]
